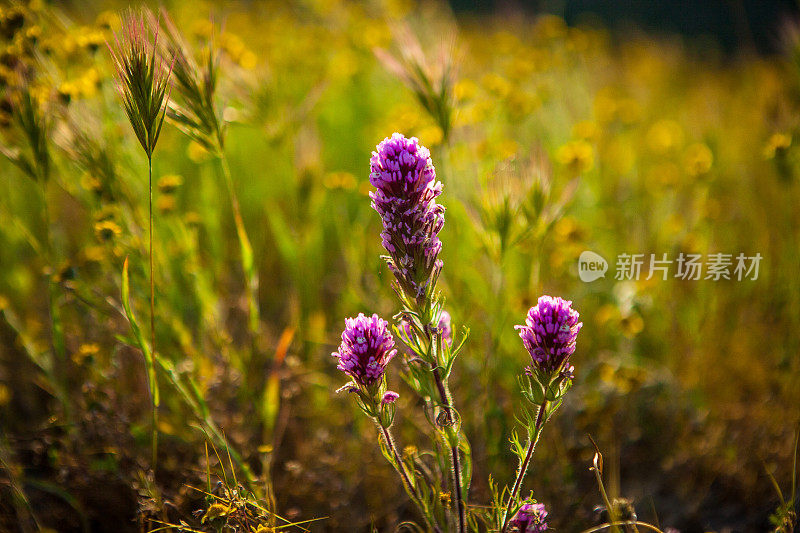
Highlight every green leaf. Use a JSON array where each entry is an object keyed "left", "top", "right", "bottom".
[{"left": 121, "top": 257, "right": 159, "bottom": 409}]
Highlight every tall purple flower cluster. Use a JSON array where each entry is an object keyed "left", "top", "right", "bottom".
[
  {"left": 509, "top": 502, "right": 549, "bottom": 533},
  {"left": 516, "top": 296, "right": 582, "bottom": 375},
  {"left": 333, "top": 313, "right": 397, "bottom": 389},
  {"left": 369, "top": 133, "right": 445, "bottom": 303}
]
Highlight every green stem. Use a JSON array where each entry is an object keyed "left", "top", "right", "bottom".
[
  {"left": 430, "top": 356, "right": 466, "bottom": 533},
  {"left": 378, "top": 423, "right": 443, "bottom": 533},
  {"left": 593, "top": 456, "right": 620, "bottom": 533},
  {"left": 148, "top": 156, "right": 159, "bottom": 475},
  {"left": 40, "top": 180, "right": 69, "bottom": 422},
  {"left": 500, "top": 401, "right": 548, "bottom": 533},
  {"left": 218, "top": 152, "right": 259, "bottom": 338}
]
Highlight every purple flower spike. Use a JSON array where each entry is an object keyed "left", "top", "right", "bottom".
[
  {"left": 516, "top": 296, "right": 582, "bottom": 375},
  {"left": 333, "top": 313, "right": 397, "bottom": 389},
  {"left": 369, "top": 133, "right": 445, "bottom": 303},
  {"left": 381, "top": 391, "right": 400, "bottom": 405},
  {"left": 509, "top": 502, "right": 549, "bottom": 533}
]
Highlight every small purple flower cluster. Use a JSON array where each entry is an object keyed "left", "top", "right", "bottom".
[
  {"left": 332, "top": 313, "right": 397, "bottom": 390},
  {"left": 516, "top": 296, "right": 582, "bottom": 375},
  {"left": 369, "top": 133, "right": 445, "bottom": 303},
  {"left": 509, "top": 502, "right": 549, "bottom": 533}
]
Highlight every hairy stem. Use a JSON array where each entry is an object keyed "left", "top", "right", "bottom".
[
  {"left": 500, "top": 401, "right": 548, "bottom": 533},
  {"left": 379, "top": 424, "right": 420, "bottom": 504},
  {"left": 431, "top": 366, "right": 466, "bottom": 533},
  {"left": 378, "top": 423, "right": 443, "bottom": 533}
]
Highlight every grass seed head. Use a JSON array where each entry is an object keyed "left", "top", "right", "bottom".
[{"left": 107, "top": 8, "right": 173, "bottom": 158}]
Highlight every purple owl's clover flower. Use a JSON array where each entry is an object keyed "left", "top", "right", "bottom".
[
  {"left": 516, "top": 296, "right": 582, "bottom": 400},
  {"left": 369, "top": 133, "right": 445, "bottom": 306},
  {"left": 333, "top": 313, "right": 397, "bottom": 392},
  {"left": 332, "top": 313, "right": 400, "bottom": 428},
  {"left": 509, "top": 502, "right": 549, "bottom": 533}
]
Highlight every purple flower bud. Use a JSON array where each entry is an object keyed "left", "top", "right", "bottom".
[
  {"left": 369, "top": 133, "right": 445, "bottom": 303},
  {"left": 438, "top": 310, "right": 452, "bottom": 346},
  {"left": 333, "top": 313, "right": 397, "bottom": 389},
  {"left": 509, "top": 502, "right": 549, "bottom": 533},
  {"left": 516, "top": 296, "right": 582, "bottom": 375},
  {"left": 400, "top": 309, "right": 452, "bottom": 347},
  {"left": 381, "top": 391, "right": 399, "bottom": 404}
]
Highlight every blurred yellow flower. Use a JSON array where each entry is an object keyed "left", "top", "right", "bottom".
[
  {"left": 238, "top": 50, "right": 258, "bottom": 70},
  {"left": 506, "top": 91, "right": 538, "bottom": 119},
  {"left": 763, "top": 132, "right": 791, "bottom": 159},
  {"left": 57, "top": 81, "right": 79, "bottom": 103},
  {"left": 481, "top": 72, "right": 511, "bottom": 98},
  {"left": 82, "top": 246, "right": 106, "bottom": 264},
  {"left": 80, "top": 174, "right": 103, "bottom": 194},
  {"left": 0, "top": 383, "right": 10, "bottom": 407},
  {"left": 96, "top": 10, "right": 121, "bottom": 31},
  {"left": 620, "top": 312, "right": 644, "bottom": 338},
  {"left": 323, "top": 171, "right": 357, "bottom": 190},
  {"left": 94, "top": 205, "right": 118, "bottom": 223},
  {"left": 417, "top": 125, "right": 443, "bottom": 147},
  {"left": 184, "top": 211, "right": 203, "bottom": 227},
  {"left": 646, "top": 119, "right": 683, "bottom": 154},
  {"left": 73, "top": 343, "right": 99, "bottom": 365},
  {"left": 187, "top": 141, "right": 211, "bottom": 163},
  {"left": 25, "top": 25, "right": 42, "bottom": 42},
  {"left": 76, "top": 28, "right": 105, "bottom": 52},
  {"left": 94, "top": 220, "right": 122, "bottom": 242},
  {"left": 683, "top": 142, "right": 713, "bottom": 176},
  {"left": 454, "top": 78, "right": 478, "bottom": 103},
  {"left": 157, "top": 195, "right": 177, "bottom": 214},
  {"left": 595, "top": 303, "right": 617, "bottom": 326},
  {"left": 507, "top": 56, "right": 536, "bottom": 81},
  {"left": 158, "top": 174, "right": 184, "bottom": 194},
  {"left": 556, "top": 139, "right": 594, "bottom": 174}
]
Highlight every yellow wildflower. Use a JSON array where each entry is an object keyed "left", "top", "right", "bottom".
[
  {"left": 323, "top": 171, "right": 357, "bottom": 190},
  {"left": 683, "top": 142, "right": 713, "bottom": 176},
  {"left": 763, "top": 132, "right": 791, "bottom": 159},
  {"left": 73, "top": 343, "right": 100, "bottom": 365},
  {"left": 556, "top": 139, "right": 594, "bottom": 174},
  {"left": 646, "top": 120, "right": 683, "bottom": 154},
  {"left": 94, "top": 220, "right": 122, "bottom": 242},
  {"left": 157, "top": 174, "right": 184, "bottom": 194}
]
